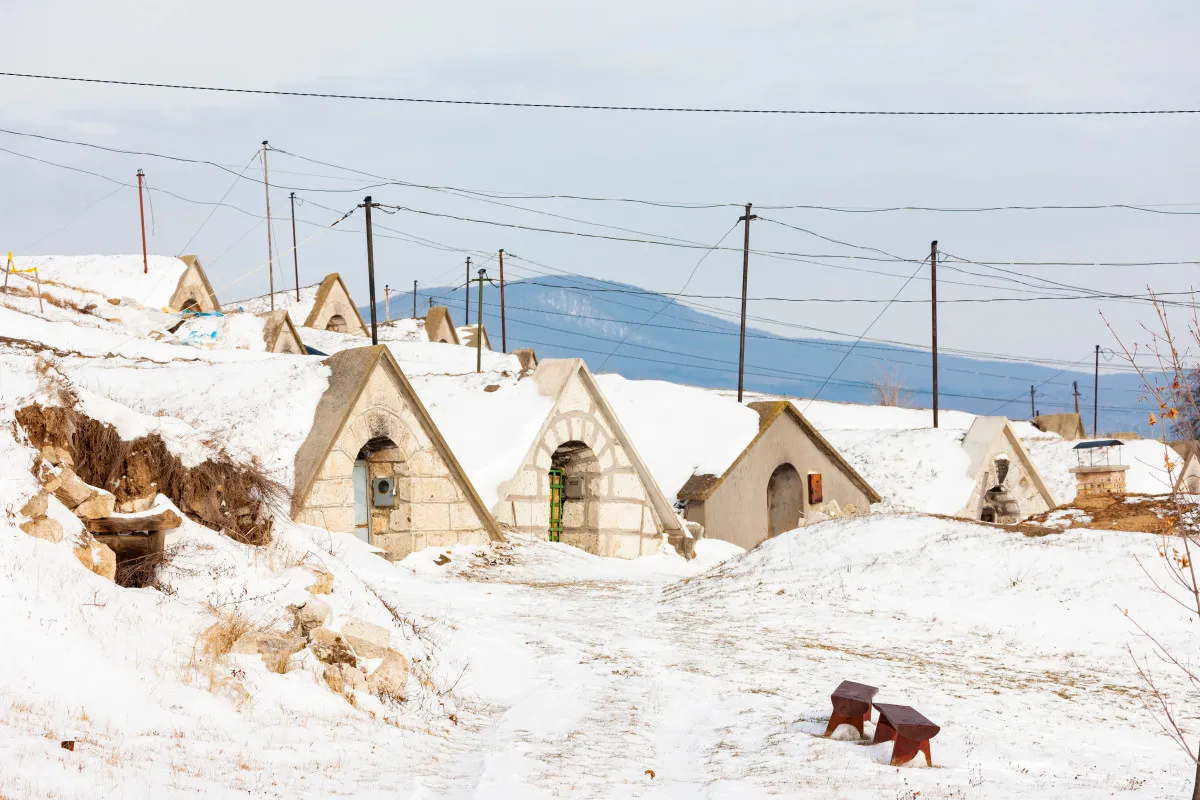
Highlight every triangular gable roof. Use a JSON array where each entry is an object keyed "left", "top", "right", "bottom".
[
  {"left": 291, "top": 344, "right": 502, "bottom": 541},
  {"left": 962, "top": 416, "right": 1055, "bottom": 508},
  {"left": 305, "top": 273, "right": 369, "bottom": 333},
  {"left": 424, "top": 307, "right": 461, "bottom": 344},
  {"left": 176, "top": 255, "right": 221, "bottom": 311},
  {"left": 457, "top": 324, "right": 491, "bottom": 350},
  {"left": 677, "top": 399, "right": 881, "bottom": 504},
  {"left": 1172, "top": 446, "right": 1200, "bottom": 491},
  {"left": 1032, "top": 412, "right": 1087, "bottom": 441},
  {"left": 257, "top": 309, "right": 305, "bottom": 353},
  {"left": 531, "top": 358, "right": 683, "bottom": 534}
]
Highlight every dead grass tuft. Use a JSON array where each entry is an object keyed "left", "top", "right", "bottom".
[{"left": 199, "top": 612, "right": 251, "bottom": 663}]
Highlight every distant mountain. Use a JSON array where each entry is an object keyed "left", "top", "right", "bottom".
[{"left": 362, "top": 275, "right": 1148, "bottom": 434}]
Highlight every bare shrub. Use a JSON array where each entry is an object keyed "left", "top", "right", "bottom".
[
  {"left": 16, "top": 403, "right": 285, "bottom": 546},
  {"left": 869, "top": 369, "right": 911, "bottom": 407},
  {"left": 1106, "top": 295, "right": 1200, "bottom": 798}
]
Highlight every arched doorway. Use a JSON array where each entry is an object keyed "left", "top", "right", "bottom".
[
  {"left": 327, "top": 315, "right": 348, "bottom": 333},
  {"left": 980, "top": 506, "right": 997, "bottom": 523},
  {"left": 550, "top": 440, "right": 601, "bottom": 552},
  {"left": 767, "top": 463, "right": 804, "bottom": 537},
  {"left": 180, "top": 297, "right": 201, "bottom": 314},
  {"left": 353, "top": 436, "right": 401, "bottom": 544}
]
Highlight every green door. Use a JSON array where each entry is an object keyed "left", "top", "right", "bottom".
[{"left": 548, "top": 468, "right": 564, "bottom": 543}]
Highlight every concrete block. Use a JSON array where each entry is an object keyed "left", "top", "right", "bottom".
[{"left": 410, "top": 503, "right": 450, "bottom": 531}]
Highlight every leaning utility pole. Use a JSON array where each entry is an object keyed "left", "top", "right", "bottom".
[
  {"left": 737, "top": 203, "right": 756, "bottom": 403},
  {"left": 136, "top": 169, "right": 148, "bottom": 274},
  {"left": 465, "top": 256, "right": 472, "bottom": 323},
  {"left": 289, "top": 191, "right": 299, "bottom": 301},
  {"left": 498, "top": 248, "right": 507, "bottom": 352},
  {"left": 412, "top": 280, "right": 418, "bottom": 319},
  {"left": 1094, "top": 344, "right": 1100, "bottom": 437},
  {"left": 385, "top": 284, "right": 391, "bottom": 322},
  {"left": 1073, "top": 381, "right": 1081, "bottom": 414},
  {"left": 363, "top": 196, "right": 379, "bottom": 345},
  {"left": 262, "top": 141, "right": 275, "bottom": 311},
  {"left": 931, "top": 240, "right": 939, "bottom": 428}
]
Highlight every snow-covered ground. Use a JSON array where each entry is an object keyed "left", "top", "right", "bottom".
[{"left": 1, "top": 513, "right": 1194, "bottom": 798}]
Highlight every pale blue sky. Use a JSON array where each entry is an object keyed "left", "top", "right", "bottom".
[{"left": 1, "top": 1, "right": 1197, "bottom": 365}]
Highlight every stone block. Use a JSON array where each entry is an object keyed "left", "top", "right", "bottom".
[
  {"left": 21, "top": 516, "right": 63, "bottom": 543},
  {"left": 20, "top": 491, "right": 48, "bottom": 519},
  {"left": 388, "top": 504, "right": 413, "bottom": 532},
  {"left": 557, "top": 381, "right": 590, "bottom": 413},
  {"left": 410, "top": 503, "right": 450, "bottom": 531},
  {"left": 563, "top": 503, "right": 585, "bottom": 528},
  {"left": 568, "top": 416, "right": 583, "bottom": 442},
  {"left": 610, "top": 531, "right": 644, "bottom": 560},
  {"left": 320, "top": 506, "right": 354, "bottom": 534},
  {"left": 553, "top": 419, "right": 570, "bottom": 445},
  {"left": 74, "top": 490, "right": 116, "bottom": 520},
  {"left": 508, "top": 469, "right": 540, "bottom": 498},
  {"left": 289, "top": 596, "right": 331, "bottom": 636},
  {"left": 323, "top": 662, "right": 367, "bottom": 695},
  {"left": 642, "top": 507, "right": 661, "bottom": 534},
  {"left": 371, "top": 512, "right": 389, "bottom": 534},
  {"left": 41, "top": 445, "right": 73, "bottom": 468},
  {"left": 598, "top": 449, "right": 614, "bottom": 469},
  {"left": 610, "top": 472, "right": 645, "bottom": 500},
  {"left": 613, "top": 447, "right": 631, "bottom": 468},
  {"left": 366, "top": 648, "right": 410, "bottom": 701},
  {"left": 230, "top": 631, "right": 307, "bottom": 672},
  {"left": 342, "top": 617, "right": 391, "bottom": 649},
  {"left": 598, "top": 502, "right": 644, "bottom": 531},
  {"left": 411, "top": 477, "right": 460, "bottom": 503},
  {"left": 534, "top": 447, "right": 552, "bottom": 470},
  {"left": 425, "top": 530, "right": 458, "bottom": 549},
  {"left": 319, "top": 450, "right": 355, "bottom": 481},
  {"left": 450, "top": 502, "right": 481, "bottom": 530},
  {"left": 53, "top": 468, "right": 94, "bottom": 509},
  {"left": 308, "top": 479, "right": 353, "bottom": 509}
]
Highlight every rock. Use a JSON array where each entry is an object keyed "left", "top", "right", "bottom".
[
  {"left": 308, "top": 568, "right": 334, "bottom": 595},
  {"left": 73, "top": 490, "right": 116, "bottom": 520},
  {"left": 344, "top": 634, "right": 387, "bottom": 660},
  {"left": 73, "top": 536, "right": 116, "bottom": 581},
  {"left": 230, "top": 632, "right": 307, "bottom": 673},
  {"left": 341, "top": 617, "right": 391, "bottom": 650},
  {"left": 366, "top": 649, "right": 410, "bottom": 701},
  {"left": 53, "top": 468, "right": 95, "bottom": 509},
  {"left": 683, "top": 520, "right": 704, "bottom": 540},
  {"left": 43, "top": 473, "right": 62, "bottom": 493},
  {"left": 106, "top": 297, "right": 121, "bottom": 306},
  {"left": 130, "top": 496, "right": 155, "bottom": 513},
  {"left": 310, "top": 633, "right": 357, "bottom": 667},
  {"left": 40, "top": 445, "right": 73, "bottom": 468},
  {"left": 20, "top": 491, "right": 49, "bottom": 519},
  {"left": 812, "top": 499, "right": 844, "bottom": 519},
  {"left": 289, "top": 596, "right": 332, "bottom": 637},
  {"left": 20, "top": 516, "right": 63, "bottom": 543},
  {"left": 323, "top": 663, "right": 367, "bottom": 695}
]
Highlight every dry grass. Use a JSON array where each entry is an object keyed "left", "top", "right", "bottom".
[
  {"left": 869, "top": 369, "right": 911, "bottom": 407},
  {"left": 17, "top": 402, "right": 285, "bottom": 546},
  {"left": 199, "top": 612, "right": 251, "bottom": 663}
]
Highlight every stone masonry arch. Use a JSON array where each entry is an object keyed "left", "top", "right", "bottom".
[{"left": 495, "top": 373, "right": 666, "bottom": 558}]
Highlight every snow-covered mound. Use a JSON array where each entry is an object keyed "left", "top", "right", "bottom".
[
  {"left": 228, "top": 282, "right": 321, "bottom": 324},
  {"left": 12, "top": 254, "right": 192, "bottom": 310}
]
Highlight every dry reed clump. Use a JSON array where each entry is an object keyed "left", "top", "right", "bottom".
[
  {"left": 16, "top": 402, "right": 286, "bottom": 546},
  {"left": 0, "top": 284, "right": 96, "bottom": 315},
  {"left": 200, "top": 613, "right": 251, "bottom": 663}
]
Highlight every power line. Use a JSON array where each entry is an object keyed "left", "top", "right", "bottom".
[{"left": 4, "top": 72, "right": 1199, "bottom": 116}]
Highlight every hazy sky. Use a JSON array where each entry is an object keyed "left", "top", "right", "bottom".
[{"left": 2, "top": 1, "right": 1198, "bottom": 368}]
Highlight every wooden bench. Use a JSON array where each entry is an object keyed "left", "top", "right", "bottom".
[
  {"left": 871, "top": 703, "right": 940, "bottom": 766},
  {"left": 823, "top": 680, "right": 878, "bottom": 738}
]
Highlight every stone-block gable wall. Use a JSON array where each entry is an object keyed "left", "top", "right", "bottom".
[
  {"left": 313, "top": 282, "right": 368, "bottom": 337},
  {"left": 493, "top": 373, "right": 664, "bottom": 559},
  {"left": 294, "top": 368, "right": 489, "bottom": 560},
  {"left": 964, "top": 437, "right": 1051, "bottom": 522},
  {"left": 170, "top": 265, "right": 219, "bottom": 313}
]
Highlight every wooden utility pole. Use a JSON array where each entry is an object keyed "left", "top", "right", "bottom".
[
  {"left": 465, "top": 256, "right": 471, "bottom": 324},
  {"left": 931, "top": 240, "right": 939, "bottom": 428},
  {"left": 289, "top": 191, "right": 299, "bottom": 301},
  {"left": 737, "top": 203, "right": 757, "bottom": 403},
  {"left": 1073, "top": 381, "right": 1081, "bottom": 414},
  {"left": 385, "top": 284, "right": 391, "bottom": 322},
  {"left": 1093, "top": 344, "right": 1100, "bottom": 437},
  {"left": 363, "top": 196, "right": 379, "bottom": 345},
  {"left": 476, "top": 268, "right": 485, "bottom": 373},
  {"left": 1030, "top": 385, "right": 1036, "bottom": 419},
  {"left": 136, "top": 169, "right": 148, "bottom": 274},
  {"left": 499, "top": 248, "right": 507, "bottom": 352},
  {"left": 413, "top": 280, "right": 418, "bottom": 319},
  {"left": 262, "top": 141, "right": 275, "bottom": 311}
]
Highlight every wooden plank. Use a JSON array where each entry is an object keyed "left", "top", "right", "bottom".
[{"left": 84, "top": 509, "right": 182, "bottom": 533}]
